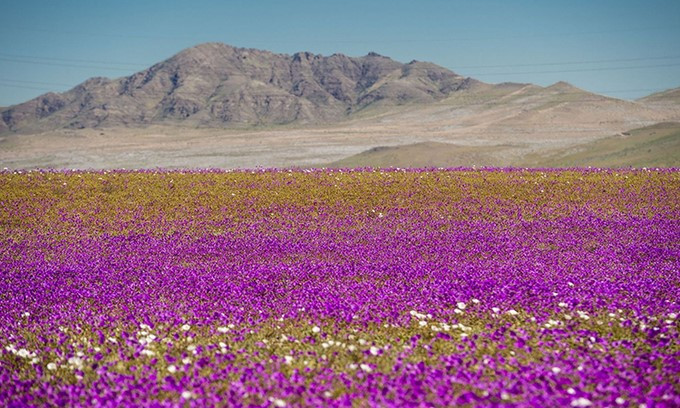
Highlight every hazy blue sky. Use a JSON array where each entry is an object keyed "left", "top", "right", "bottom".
[{"left": 1, "top": 0, "right": 678, "bottom": 106}]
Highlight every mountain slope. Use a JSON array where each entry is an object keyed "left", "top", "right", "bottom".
[
  {"left": 0, "top": 43, "right": 473, "bottom": 133},
  {"left": 328, "top": 141, "right": 506, "bottom": 168},
  {"left": 638, "top": 87, "right": 680, "bottom": 105},
  {"left": 327, "top": 123, "right": 680, "bottom": 169},
  {"left": 526, "top": 122, "right": 680, "bottom": 168}
]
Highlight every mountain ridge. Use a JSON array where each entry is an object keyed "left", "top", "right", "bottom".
[{"left": 0, "top": 42, "right": 481, "bottom": 133}]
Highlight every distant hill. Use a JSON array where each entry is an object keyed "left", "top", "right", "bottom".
[
  {"left": 526, "top": 122, "right": 680, "bottom": 168},
  {"left": 0, "top": 43, "right": 477, "bottom": 133},
  {"left": 638, "top": 87, "right": 680, "bottom": 105},
  {"left": 328, "top": 141, "right": 506, "bottom": 168},
  {"left": 328, "top": 123, "right": 680, "bottom": 168}
]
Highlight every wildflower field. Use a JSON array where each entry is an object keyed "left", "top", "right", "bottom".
[{"left": 1, "top": 168, "right": 679, "bottom": 407}]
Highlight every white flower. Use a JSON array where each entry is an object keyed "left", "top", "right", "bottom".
[
  {"left": 358, "top": 339, "right": 367, "bottom": 345},
  {"left": 551, "top": 367, "right": 561, "bottom": 374},
  {"left": 68, "top": 356, "right": 83, "bottom": 369},
  {"left": 669, "top": 313, "right": 677, "bottom": 320},
  {"left": 181, "top": 391, "right": 193, "bottom": 399},
  {"left": 360, "top": 363, "right": 372, "bottom": 372},
  {"left": 369, "top": 346, "right": 380, "bottom": 356},
  {"left": 457, "top": 302, "right": 467, "bottom": 310},
  {"left": 273, "top": 398, "right": 287, "bottom": 407},
  {"left": 558, "top": 302, "right": 568, "bottom": 307},
  {"left": 139, "top": 323, "right": 151, "bottom": 330},
  {"left": 217, "top": 326, "right": 229, "bottom": 333},
  {"left": 348, "top": 363, "right": 358, "bottom": 370},
  {"left": 615, "top": 397, "right": 625, "bottom": 405},
  {"left": 507, "top": 309, "right": 519, "bottom": 316},
  {"left": 570, "top": 397, "right": 592, "bottom": 407},
  {"left": 21, "top": 312, "right": 30, "bottom": 318},
  {"left": 47, "top": 362, "right": 57, "bottom": 371},
  {"left": 491, "top": 307, "right": 500, "bottom": 314},
  {"left": 181, "top": 324, "right": 191, "bottom": 331},
  {"left": 568, "top": 282, "right": 575, "bottom": 287},
  {"left": 419, "top": 320, "right": 427, "bottom": 326},
  {"left": 284, "top": 356, "right": 293, "bottom": 365},
  {"left": 348, "top": 345, "right": 357, "bottom": 352},
  {"left": 312, "top": 326, "right": 321, "bottom": 334},
  {"left": 567, "top": 388, "right": 576, "bottom": 395},
  {"left": 321, "top": 342, "right": 329, "bottom": 349},
  {"left": 167, "top": 365, "right": 177, "bottom": 373},
  {"left": 187, "top": 344, "right": 196, "bottom": 352},
  {"left": 182, "top": 357, "right": 191, "bottom": 365},
  {"left": 501, "top": 392, "right": 510, "bottom": 401},
  {"left": 140, "top": 349, "right": 155, "bottom": 356},
  {"left": 454, "top": 308, "right": 464, "bottom": 314},
  {"left": 219, "top": 342, "right": 227, "bottom": 348},
  {"left": 17, "top": 349, "right": 30, "bottom": 358},
  {"left": 108, "top": 337, "right": 117, "bottom": 344}
]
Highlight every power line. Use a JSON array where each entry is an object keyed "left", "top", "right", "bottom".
[
  {"left": 452, "top": 55, "right": 680, "bottom": 69},
  {"left": 460, "top": 62, "right": 680, "bottom": 76},
  {"left": 3, "top": 50, "right": 680, "bottom": 71},
  {"left": 0, "top": 53, "right": 149, "bottom": 68},
  {"left": 4, "top": 24, "right": 679, "bottom": 43},
  {"left": 0, "top": 57, "right": 142, "bottom": 72},
  {"left": 2, "top": 57, "right": 679, "bottom": 83},
  {"left": 0, "top": 78, "right": 76, "bottom": 87},
  {"left": 0, "top": 83, "right": 59, "bottom": 92}
]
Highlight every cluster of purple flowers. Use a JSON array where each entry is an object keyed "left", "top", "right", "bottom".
[{"left": 0, "top": 168, "right": 678, "bottom": 406}]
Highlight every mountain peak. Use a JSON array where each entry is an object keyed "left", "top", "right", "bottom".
[{"left": 546, "top": 81, "right": 579, "bottom": 91}]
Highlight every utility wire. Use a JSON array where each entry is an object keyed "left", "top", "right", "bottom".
[
  {"left": 0, "top": 57, "right": 143, "bottom": 72},
  {"left": 464, "top": 62, "right": 680, "bottom": 76},
  {"left": 453, "top": 55, "right": 680, "bottom": 69},
  {"left": 2, "top": 51, "right": 680, "bottom": 71},
  {"left": 2, "top": 55, "right": 680, "bottom": 79},
  {"left": 0, "top": 53, "right": 149, "bottom": 68},
  {"left": 4, "top": 24, "right": 679, "bottom": 43},
  {"left": 0, "top": 78, "right": 77, "bottom": 87}
]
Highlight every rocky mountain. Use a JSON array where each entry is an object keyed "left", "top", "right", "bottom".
[{"left": 0, "top": 43, "right": 477, "bottom": 133}]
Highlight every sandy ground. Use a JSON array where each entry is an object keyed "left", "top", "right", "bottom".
[{"left": 2, "top": 89, "right": 679, "bottom": 169}]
